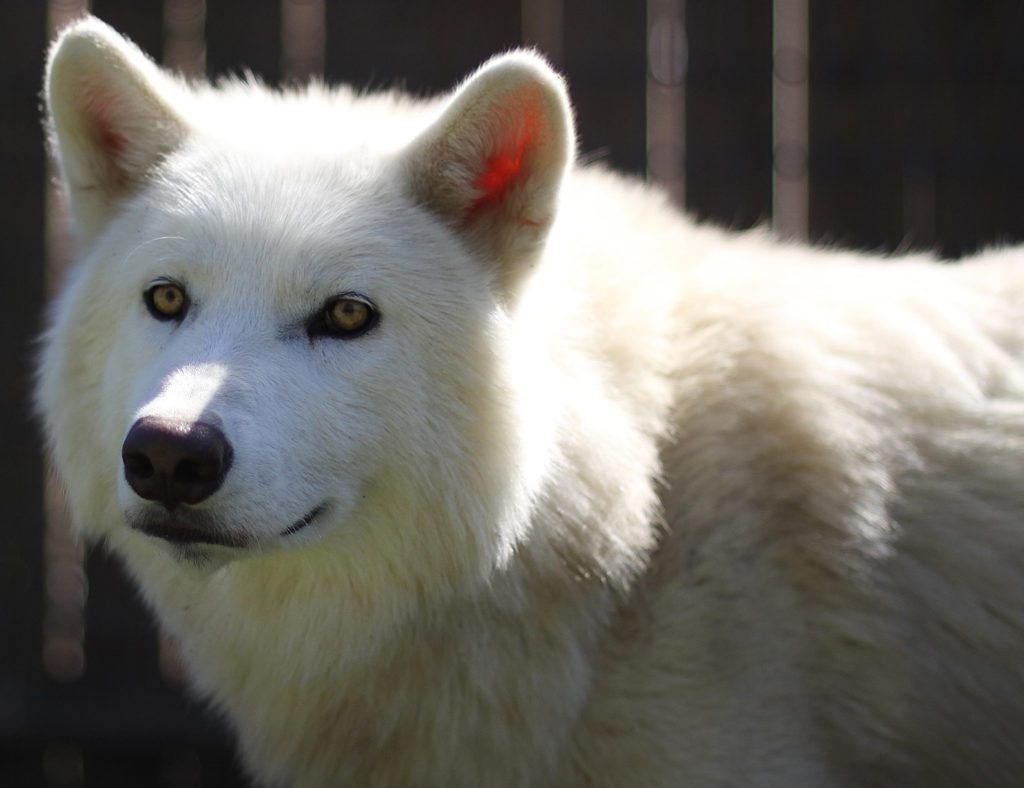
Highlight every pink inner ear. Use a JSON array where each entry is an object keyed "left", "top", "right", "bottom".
[
  {"left": 99, "top": 122, "right": 127, "bottom": 157},
  {"left": 83, "top": 86, "right": 127, "bottom": 159},
  {"left": 469, "top": 98, "right": 545, "bottom": 217}
]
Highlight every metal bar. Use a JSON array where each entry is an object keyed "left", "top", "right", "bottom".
[
  {"left": 646, "top": 0, "right": 686, "bottom": 206},
  {"left": 164, "top": 0, "right": 206, "bottom": 77},
  {"left": 42, "top": 0, "right": 91, "bottom": 688},
  {"left": 772, "top": 0, "right": 808, "bottom": 239},
  {"left": 521, "top": 0, "right": 564, "bottom": 68},
  {"left": 282, "top": 0, "right": 325, "bottom": 82}
]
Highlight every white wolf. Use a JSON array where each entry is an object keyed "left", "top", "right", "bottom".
[{"left": 39, "top": 16, "right": 1024, "bottom": 787}]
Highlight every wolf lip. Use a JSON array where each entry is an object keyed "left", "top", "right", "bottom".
[
  {"left": 133, "top": 518, "right": 250, "bottom": 548},
  {"left": 281, "top": 504, "right": 325, "bottom": 537}
]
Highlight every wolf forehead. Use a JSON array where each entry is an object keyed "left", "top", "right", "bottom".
[
  {"left": 117, "top": 75, "right": 523, "bottom": 279},
  {"left": 115, "top": 144, "right": 462, "bottom": 289},
  {"left": 135, "top": 149, "right": 410, "bottom": 242}
]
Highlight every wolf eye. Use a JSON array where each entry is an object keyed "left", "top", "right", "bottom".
[
  {"left": 311, "top": 294, "right": 378, "bottom": 339},
  {"left": 145, "top": 282, "right": 188, "bottom": 321}
]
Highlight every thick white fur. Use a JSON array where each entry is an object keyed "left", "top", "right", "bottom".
[{"left": 39, "top": 17, "right": 1024, "bottom": 787}]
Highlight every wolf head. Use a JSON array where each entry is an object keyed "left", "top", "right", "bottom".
[{"left": 39, "top": 17, "right": 573, "bottom": 582}]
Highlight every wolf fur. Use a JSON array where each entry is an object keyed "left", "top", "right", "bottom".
[{"left": 39, "top": 16, "right": 1024, "bottom": 787}]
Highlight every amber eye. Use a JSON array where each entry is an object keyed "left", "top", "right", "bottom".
[
  {"left": 144, "top": 282, "right": 188, "bottom": 321},
  {"left": 313, "top": 294, "right": 378, "bottom": 339}
]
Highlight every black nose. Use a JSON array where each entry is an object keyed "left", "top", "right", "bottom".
[{"left": 121, "top": 417, "right": 233, "bottom": 509}]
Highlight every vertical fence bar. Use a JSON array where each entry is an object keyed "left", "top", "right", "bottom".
[
  {"left": 41, "top": 483, "right": 85, "bottom": 684},
  {"left": 646, "top": 0, "right": 686, "bottom": 206},
  {"left": 36, "top": 3, "right": 90, "bottom": 785},
  {"left": 164, "top": 0, "right": 206, "bottom": 77},
  {"left": 901, "top": 0, "right": 935, "bottom": 250},
  {"left": 772, "top": 0, "right": 808, "bottom": 240},
  {"left": 521, "top": 0, "right": 564, "bottom": 69},
  {"left": 42, "top": 0, "right": 90, "bottom": 692},
  {"left": 282, "top": 0, "right": 325, "bottom": 82}
]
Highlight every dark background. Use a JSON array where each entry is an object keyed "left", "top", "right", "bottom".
[{"left": 3, "top": 1, "right": 1024, "bottom": 785}]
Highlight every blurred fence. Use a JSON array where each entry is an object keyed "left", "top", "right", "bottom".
[{"left": 3, "top": 1, "right": 1024, "bottom": 785}]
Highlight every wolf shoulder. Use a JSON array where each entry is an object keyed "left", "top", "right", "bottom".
[{"left": 542, "top": 165, "right": 1024, "bottom": 783}]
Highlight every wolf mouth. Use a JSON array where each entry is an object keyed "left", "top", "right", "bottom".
[
  {"left": 133, "top": 517, "right": 251, "bottom": 548},
  {"left": 130, "top": 502, "right": 325, "bottom": 546}
]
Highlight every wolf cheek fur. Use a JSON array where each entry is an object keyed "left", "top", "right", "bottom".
[{"left": 40, "top": 15, "right": 1024, "bottom": 787}]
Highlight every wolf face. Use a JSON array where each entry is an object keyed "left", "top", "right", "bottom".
[{"left": 40, "top": 19, "right": 572, "bottom": 577}]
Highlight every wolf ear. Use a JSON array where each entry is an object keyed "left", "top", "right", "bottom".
[
  {"left": 402, "top": 52, "right": 574, "bottom": 293},
  {"left": 45, "top": 17, "right": 189, "bottom": 245}
]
